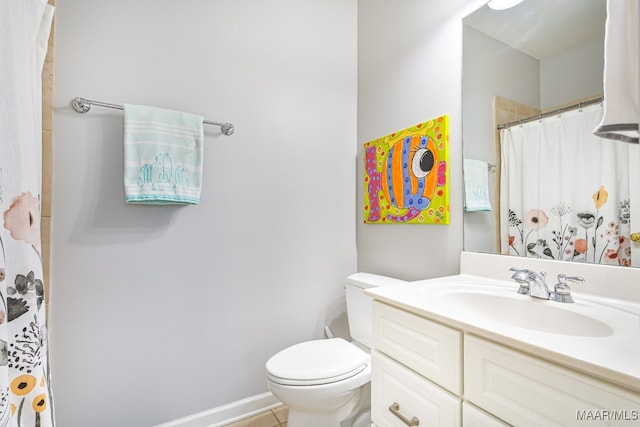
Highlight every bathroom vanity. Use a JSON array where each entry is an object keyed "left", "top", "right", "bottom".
[{"left": 366, "top": 253, "right": 640, "bottom": 427}]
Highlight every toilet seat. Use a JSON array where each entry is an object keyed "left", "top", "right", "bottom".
[{"left": 266, "top": 338, "right": 370, "bottom": 386}]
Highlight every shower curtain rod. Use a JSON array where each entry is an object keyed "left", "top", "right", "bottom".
[
  {"left": 496, "top": 96, "right": 603, "bottom": 130},
  {"left": 71, "top": 97, "right": 235, "bottom": 136}
]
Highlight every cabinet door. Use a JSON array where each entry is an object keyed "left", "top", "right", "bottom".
[
  {"left": 463, "top": 402, "right": 511, "bottom": 427},
  {"left": 464, "top": 335, "right": 640, "bottom": 426},
  {"left": 373, "top": 301, "right": 462, "bottom": 394},
  {"left": 372, "top": 350, "right": 461, "bottom": 427}
]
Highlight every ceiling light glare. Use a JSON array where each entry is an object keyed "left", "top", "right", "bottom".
[{"left": 487, "top": 0, "right": 525, "bottom": 10}]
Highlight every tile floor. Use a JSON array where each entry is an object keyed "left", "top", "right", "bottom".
[{"left": 224, "top": 406, "right": 288, "bottom": 427}]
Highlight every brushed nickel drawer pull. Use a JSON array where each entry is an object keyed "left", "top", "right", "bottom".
[{"left": 389, "top": 402, "right": 420, "bottom": 426}]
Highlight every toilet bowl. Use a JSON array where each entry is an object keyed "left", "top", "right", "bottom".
[
  {"left": 266, "top": 338, "right": 371, "bottom": 426},
  {"left": 265, "top": 273, "right": 406, "bottom": 427}
]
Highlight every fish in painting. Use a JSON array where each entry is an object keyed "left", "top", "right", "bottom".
[
  {"left": 365, "top": 120, "right": 448, "bottom": 223},
  {"left": 384, "top": 135, "right": 445, "bottom": 222}
]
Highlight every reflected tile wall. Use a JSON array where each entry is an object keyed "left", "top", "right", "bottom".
[{"left": 42, "top": 0, "right": 55, "bottom": 315}]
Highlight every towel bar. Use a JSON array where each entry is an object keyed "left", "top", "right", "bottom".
[{"left": 71, "top": 97, "right": 235, "bottom": 136}]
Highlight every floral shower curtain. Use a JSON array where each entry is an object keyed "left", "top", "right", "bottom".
[
  {"left": 0, "top": 1, "right": 55, "bottom": 426},
  {"left": 500, "top": 103, "right": 632, "bottom": 266}
]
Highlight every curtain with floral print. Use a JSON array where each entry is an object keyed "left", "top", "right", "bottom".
[
  {"left": 0, "top": 1, "right": 55, "bottom": 426},
  {"left": 500, "top": 103, "right": 632, "bottom": 267}
]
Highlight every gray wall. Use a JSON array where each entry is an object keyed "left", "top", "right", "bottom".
[
  {"left": 540, "top": 36, "right": 604, "bottom": 109},
  {"left": 357, "top": 0, "right": 486, "bottom": 280},
  {"left": 50, "top": 1, "right": 357, "bottom": 426}
]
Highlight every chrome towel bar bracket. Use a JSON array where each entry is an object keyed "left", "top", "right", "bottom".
[{"left": 71, "top": 97, "right": 235, "bottom": 136}]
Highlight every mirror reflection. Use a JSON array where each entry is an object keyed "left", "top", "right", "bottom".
[{"left": 462, "top": 0, "right": 638, "bottom": 267}]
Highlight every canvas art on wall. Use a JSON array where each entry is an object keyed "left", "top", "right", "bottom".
[{"left": 364, "top": 115, "right": 449, "bottom": 224}]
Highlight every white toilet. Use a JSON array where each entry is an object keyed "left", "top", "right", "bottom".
[{"left": 265, "top": 273, "right": 405, "bottom": 427}]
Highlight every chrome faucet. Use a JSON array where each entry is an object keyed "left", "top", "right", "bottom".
[
  {"left": 509, "top": 268, "right": 550, "bottom": 299},
  {"left": 509, "top": 267, "right": 534, "bottom": 294},
  {"left": 510, "top": 269, "right": 585, "bottom": 303}
]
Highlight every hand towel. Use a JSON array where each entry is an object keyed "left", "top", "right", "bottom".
[
  {"left": 463, "top": 158, "right": 492, "bottom": 212},
  {"left": 124, "top": 104, "right": 204, "bottom": 204},
  {"left": 592, "top": 0, "right": 639, "bottom": 143}
]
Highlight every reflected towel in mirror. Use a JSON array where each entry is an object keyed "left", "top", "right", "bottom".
[{"left": 463, "top": 158, "right": 492, "bottom": 212}]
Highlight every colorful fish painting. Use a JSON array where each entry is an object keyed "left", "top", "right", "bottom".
[{"left": 364, "top": 115, "right": 449, "bottom": 224}]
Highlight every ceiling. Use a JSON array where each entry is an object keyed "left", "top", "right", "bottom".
[{"left": 464, "top": 0, "right": 606, "bottom": 59}]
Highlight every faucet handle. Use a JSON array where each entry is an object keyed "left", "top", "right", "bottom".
[
  {"left": 562, "top": 275, "right": 585, "bottom": 284},
  {"left": 508, "top": 268, "right": 531, "bottom": 294},
  {"left": 550, "top": 274, "right": 584, "bottom": 303},
  {"left": 509, "top": 267, "right": 533, "bottom": 278}
]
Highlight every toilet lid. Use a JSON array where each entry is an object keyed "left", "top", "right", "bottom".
[{"left": 266, "top": 338, "right": 369, "bottom": 386}]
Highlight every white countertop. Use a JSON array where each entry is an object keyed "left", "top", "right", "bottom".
[{"left": 366, "top": 274, "right": 640, "bottom": 393}]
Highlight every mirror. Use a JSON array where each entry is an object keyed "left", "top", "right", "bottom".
[{"left": 460, "top": 0, "right": 628, "bottom": 264}]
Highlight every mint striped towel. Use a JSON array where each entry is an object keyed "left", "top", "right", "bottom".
[{"left": 124, "top": 104, "right": 204, "bottom": 205}]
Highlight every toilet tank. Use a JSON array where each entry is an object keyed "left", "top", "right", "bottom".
[{"left": 345, "top": 272, "right": 406, "bottom": 349}]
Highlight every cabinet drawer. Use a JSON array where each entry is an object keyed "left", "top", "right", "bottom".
[
  {"left": 372, "top": 350, "right": 461, "bottom": 427},
  {"left": 464, "top": 335, "right": 640, "bottom": 427},
  {"left": 463, "top": 402, "right": 511, "bottom": 427},
  {"left": 373, "top": 301, "right": 462, "bottom": 394}
]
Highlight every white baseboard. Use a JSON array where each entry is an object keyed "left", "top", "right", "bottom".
[{"left": 154, "top": 392, "right": 283, "bottom": 427}]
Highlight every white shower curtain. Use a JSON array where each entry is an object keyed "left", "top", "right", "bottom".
[
  {"left": 500, "top": 104, "right": 632, "bottom": 266},
  {"left": 0, "top": 1, "right": 55, "bottom": 426}
]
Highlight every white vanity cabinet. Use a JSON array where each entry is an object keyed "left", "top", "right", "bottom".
[
  {"left": 371, "top": 350, "right": 461, "bottom": 427},
  {"left": 464, "top": 335, "right": 640, "bottom": 426},
  {"left": 371, "top": 300, "right": 640, "bottom": 427},
  {"left": 462, "top": 402, "right": 510, "bottom": 427},
  {"left": 372, "top": 300, "right": 462, "bottom": 394},
  {"left": 371, "top": 301, "right": 463, "bottom": 426}
]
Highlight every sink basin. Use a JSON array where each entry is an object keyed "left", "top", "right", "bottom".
[{"left": 434, "top": 289, "right": 615, "bottom": 337}]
